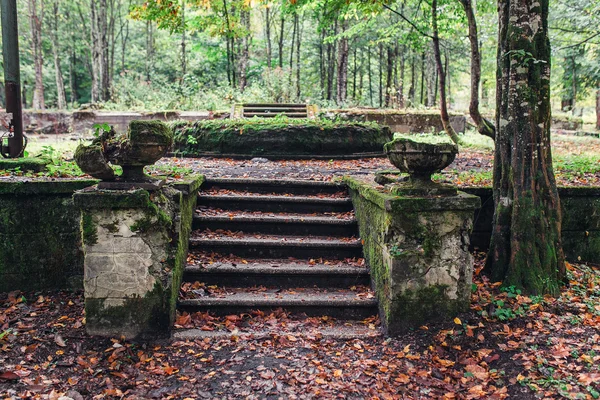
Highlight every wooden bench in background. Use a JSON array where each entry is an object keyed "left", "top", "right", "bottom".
[{"left": 231, "top": 103, "right": 318, "bottom": 119}]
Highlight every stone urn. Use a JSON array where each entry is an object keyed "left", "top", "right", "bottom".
[
  {"left": 75, "top": 120, "right": 173, "bottom": 189},
  {"left": 383, "top": 138, "right": 458, "bottom": 196}
]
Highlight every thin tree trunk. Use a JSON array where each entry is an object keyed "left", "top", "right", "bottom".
[
  {"left": 420, "top": 52, "right": 425, "bottom": 105},
  {"left": 385, "top": 46, "right": 393, "bottom": 107},
  {"left": 352, "top": 47, "right": 357, "bottom": 101},
  {"left": 295, "top": 12, "right": 302, "bottom": 100},
  {"left": 239, "top": 8, "right": 250, "bottom": 92},
  {"left": 319, "top": 28, "right": 325, "bottom": 98},
  {"left": 181, "top": 0, "right": 187, "bottom": 83},
  {"left": 278, "top": 15, "right": 285, "bottom": 68},
  {"left": 368, "top": 47, "right": 373, "bottom": 106},
  {"left": 485, "top": 0, "right": 565, "bottom": 294},
  {"left": 29, "top": 0, "right": 45, "bottom": 109},
  {"left": 408, "top": 54, "right": 415, "bottom": 106},
  {"left": 432, "top": 0, "right": 459, "bottom": 143},
  {"left": 289, "top": 13, "right": 297, "bottom": 87},
  {"left": 596, "top": 88, "right": 600, "bottom": 131},
  {"left": 336, "top": 20, "right": 349, "bottom": 105},
  {"left": 398, "top": 45, "right": 405, "bottom": 108},
  {"left": 145, "top": 21, "right": 154, "bottom": 81},
  {"left": 571, "top": 56, "right": 577, "bottom": 112},
  {"left": 265, "top": 6, "right": 272, "bottom": 68},
  {"left": 459, "top": 0, "right": 495, "bottom": 139},
  {"left": 379, "top": 44, "right": 383, "bottom": 107},
  {"left": 51, "top": 0, "right": 67, "bottom": 109}
]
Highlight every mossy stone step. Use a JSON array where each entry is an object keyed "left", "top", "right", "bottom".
[
  {"left": 196, "top": 194, "right": 353, "bottom": 213},
  {"left": 178, "top": 289, "right": 377, "bottom": 319},
  {"left": 184, "top": 260, "right": 369, "bottom": 288},
  {"left": 193, "top": 213, "right": 358, "bottom": 237},
  {"left": 202, "top": 178, "right": 347, "bottom": 195},
  {"left": 188, "top": 236, "right": 363, "bottom": 259}
]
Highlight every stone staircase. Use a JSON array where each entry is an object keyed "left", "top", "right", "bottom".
[{"left": 176, "top": 178, "right": 378, "bottom": 330}]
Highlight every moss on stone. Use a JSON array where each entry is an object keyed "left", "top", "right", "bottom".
[
  {"left": 81, "top": 213, "right": 98, "bottom": 246},
  {"left": 73, "top": 189, "right": 150, "bottom": 209},
  {"left": 128, "top": 119, "right": 174, "bottom": 146},
  {"left": 171, "top": 119, "right": 392, "bottom": 157},
  {"left": 387, "top": 285, "right": 466, "bottom": 330},
  {"left": 0, "top": 157, "right": 51, "bottom": 172}
]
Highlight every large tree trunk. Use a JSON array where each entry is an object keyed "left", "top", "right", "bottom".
[
  {"left": 51, "top": 0, "right": 67, "bottom": 109},
  {"left": 459, "top": 0, "right": 495, "bottom": 140},
  {"left": 485, "top": 0, "right": 565, "bottom": 294},
  {"left": 431, "top": 0, "right": 459, "bottom": 144},
  {"left": 336, "top": 20, "right": 349, "bottom": 105},
  {"left": 29, "top": 0, "right": 45, "bottom": 109}
]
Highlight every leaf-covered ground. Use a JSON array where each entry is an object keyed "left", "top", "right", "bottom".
[{"left": 2, "top": 255, "right": 599, "bottom": 399}]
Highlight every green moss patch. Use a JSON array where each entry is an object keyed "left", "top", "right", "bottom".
[
  {"left": 171, "top": 118, "right": 392, "bottom": 157},
  {"left": 0, "top": 157, "right": 51, "bottom": 172}
]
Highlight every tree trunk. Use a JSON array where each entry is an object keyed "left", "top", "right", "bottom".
[
  {"left": 181, "top": 0, "right": 187, "bottom": 83},
  {"left": 278, "top": 15, "right": 284, "bottom": 68},
  {"left": 239, "top": 8, "right": 250, "bottom": 92},
  {"left": 408, "top": 54, "right": 415, "bottom": 106},
  {"left": 459, "top": 0, "right": 495, "bottom": 139},
  {"left": 385, "top": 46, "right": 393, "bottom": 107},
  {"left": 398, "top": 45, "right": 405, "bottom": 108},
  {"left": 265, "top": 6, "right": 272, "bottom": 68},
  {"left": 145, "top": 20, "right": 154, "bottom": 81},
  {"left": 485, "top": 0, "right": 565, "bottom": 295},
  {"left": 596, "top": 88, "right": 600, "bottom": 131},
  {"left": 368, "top": 47, "right": 373, "bottom": 106},
  {"left": 420, "top": 52, "right": 425, "bottom": 105},
  {"left": 90, "top": 0, "right": 109, "bottom": 102},
  {"left": 289, "top": 13, "right": 297, "bottom": 88},
  {"left": 379, "top": 44, "right": 383, "bottom": 107},
  {"left": 29, "top": 0, "right": 45, "bottom": 109},
  {"left": 295, "top": 12, "right": 302, "bottom": 100},
  {"left": 51, "top": 0, "right": 67, "bottom": 109},
  {"left": 432, "top": 0, "right": 459, "bottom": 144},
  {"left": 571, "top": 56, "right": 577, "bottom": 112},
  {"left": 336, "top": 20, "right": 349, "bottom": 105},
  {"left": 319, "top": 28, "right": 325, "bottom": 98},
  {"left": 352, "top": 47, "right": 357, "bottom": 101}
]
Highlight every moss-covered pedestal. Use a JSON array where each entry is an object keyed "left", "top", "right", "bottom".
[
  {"left": 73, "top": 176, "right": 203, "bottom": 340},
  {"left": 344, "top": 177, "right": 480, "bottom": 334}
]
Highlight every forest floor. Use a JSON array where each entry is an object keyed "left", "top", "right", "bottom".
[{"left": 1, "top": 256, "right": 600, "bottom": 399}]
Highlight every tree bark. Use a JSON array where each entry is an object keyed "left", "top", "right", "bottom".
[
  {"left": 265, "top": 6, "right": 272, "bottom": 69},
  {"left": 336, "top": 20, "right": 349, "bottom": 105},
  {"left": 278, "top": 15, "right": 285, "bottom": 68},
  {"left": 289, "top": 13, "right": 297, "bottom": 88},
  {"left": 398, "top": 45, "right": 405, "bottom": 108},
  {"left": 459, "top": 0, "right": 495, "bottom": 140},
  {"left": 485, "top": 0, "right": 565, "bottom": 294},
  {"left": 596, "top": 88, "right": 600, "bottom": 131},
  {"left": 239, "top": 8, "right": 251, "bottom": 92},
  {"left": 90, "top": 0, "right": 109, "bottom": 102},
  {"left": 385, "top": 46, "right": 393, "bottom": 107},
  {"left": 408, "top": 54, "right": 415, "bottom": 106},
  {"left": 379, "top": 44, "right": 383, "bottom": 107},
  {"left": 432, "top": 0, "right": 459, "bottom": 144},
  {"left": 367, "top": 47, "right": 373, "bottom": 106},
  {"left": 181, "top": 0, "right": 187, "bottom": 83},
  {"left": 29, "top": 0, "right": 45, "bottom": 109},
  {"left": 420, "top": 52, "right": 425, "bottom": 105},
  {"left": 295, "top": 12, "right": 302, "bottom": 100},
  {"left": 145, "top": 20, "right": 154, "bottom": 81},
  {"left": 51, "top": 0, "right": 67, "bottom": 109}
]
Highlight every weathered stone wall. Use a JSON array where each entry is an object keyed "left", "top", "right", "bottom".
[
  {"left": 464, "top": 186, "right": 600, "bottom": 263},
  {"left": 325, "top": 109, "right": 467, "bottom": 134},
  {"left": 345, "top": 176, "right": 480, "bottom": 333},
  {"left": 0, "top": 179, "right": 98, "bottom": 292},
  {"left": 73, "top": 176, "right": 202, "bottom": 339}
]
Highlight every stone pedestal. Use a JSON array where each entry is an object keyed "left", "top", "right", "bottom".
[
  {"left": 73, "top": 176, "right": 203, "bottom": 339},
  {"left": 345, "top": 177, "right": 480, "bottom": 334}
]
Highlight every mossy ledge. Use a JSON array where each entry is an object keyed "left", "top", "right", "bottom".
[{"left": 170, "top": 118, "right": 392, "bottom": 157}]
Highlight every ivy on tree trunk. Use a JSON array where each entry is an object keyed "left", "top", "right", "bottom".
[{"left": 485, "top": 0, "right": 565, "bottom": 295}]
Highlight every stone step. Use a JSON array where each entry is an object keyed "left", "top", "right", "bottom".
[
  {"left": 173, "top": 323, "right": 381, "bottom": 341},
  {"left": 177, "top": 288, "right": 377, "bottom": 319},
  {"left": 193, "top": 212, "right": 358, "bottom": 237},
  {"left": 243, "top": 112, "right": 308, "bottom": 118},
  {"left": 196, "top": 194, "right": 353, "bottom": 214},
  {"left": 202, "top": 178, "right": 347, "bottom": 196},
  {"left": 184, "top": 259, "right": 369, "bottom": 287},
  {"left": 188, "top": 235, "right": 363, "bottom": 259}
]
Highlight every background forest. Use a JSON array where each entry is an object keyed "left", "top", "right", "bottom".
[{"left": 1, "top": 0, "right": 599, "bottom": 120}]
